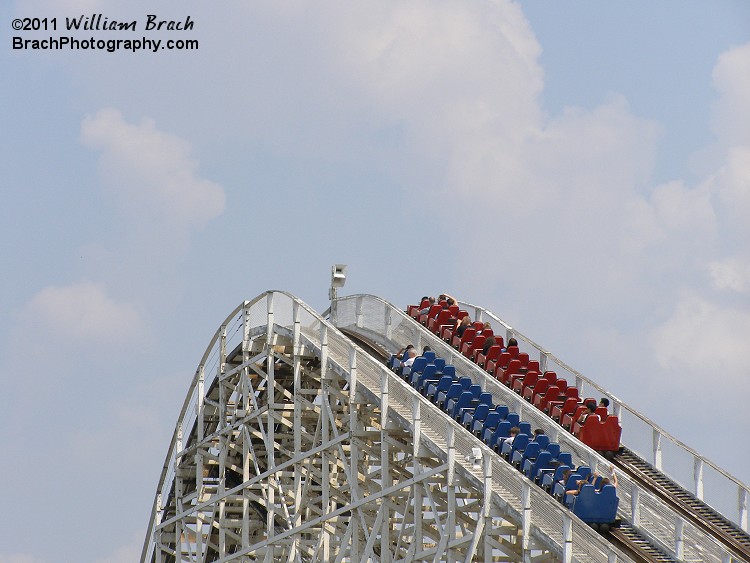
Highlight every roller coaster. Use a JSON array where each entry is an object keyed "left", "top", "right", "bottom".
[{"left": 141, "top": 290, "right": 750, "bottom": 562}]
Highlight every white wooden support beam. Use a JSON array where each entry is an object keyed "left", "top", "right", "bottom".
[
  {"left": 674, "top": 516, "right": 684, "bottom": 560},
  {"left": 380, "top": 362, "right": 391, "bottom": 563},
  {"left": 694, "top": 457, "right": 704, "bottom": 500},
  {"left": 562, "top": 513, "right": 572, "bottom": 563},
  {"left": 631, "top": 486, "right": 641, "bottom": 527},
  {"left": 653, "top": 429, "right": 663, "bottom": 471},
  {"left": 740, "top": 485, "right": 748, "bottom": 532},
  {"left": 521, "top": 481, "right": 531, "bottom": 555},
  {"left": 355, "top": 295, "right": 364, "bottom": 328}
]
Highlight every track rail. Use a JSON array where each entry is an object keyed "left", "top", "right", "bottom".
[
  {"left": 608, "top": 526, "right": 676, "bottom": 563},
  {"left": 615, "top": 448, "right": 750, "bottom": 563}
]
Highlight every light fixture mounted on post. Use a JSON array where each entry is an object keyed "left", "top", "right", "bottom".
[
  {"left": 329, "top": 264, "right": 347, "bottom": 325},
  {"left": 329, "top": 264, "right": 347, "bottom": 302}
]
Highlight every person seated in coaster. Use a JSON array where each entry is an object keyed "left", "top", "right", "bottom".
[
  {"left": 454, "top": 315, "right": 472, "bottom": 338},
  {"left": 577, "top": 402, "right": 597, "bottom": 425},
  {"left": 598, "top": 397, "right": 610, "bottom": 412},
  {"left": 399, "top": 348, "right": 419, "bottom": 377}
]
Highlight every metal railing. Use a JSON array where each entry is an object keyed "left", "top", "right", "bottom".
[{"left": 333, "top": 294, "right": 741, "bottom": 562}]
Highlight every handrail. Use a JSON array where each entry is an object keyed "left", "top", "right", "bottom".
[{"left": 456, "top": 298, "right": 749, "bottom": 532}]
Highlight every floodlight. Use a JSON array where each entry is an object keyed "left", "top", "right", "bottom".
[
  {"left": 331, "top": 264, "right": 347, "bottom": 289},
  {"left": 466, "top": 447, "right": 483, "bottom": 470},
  {"left": 329, "top": 264, "right": 348, "bottom": 303}
]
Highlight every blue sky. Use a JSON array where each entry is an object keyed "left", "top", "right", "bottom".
[{"left": 2, "top": 1, "right": 749, "bottom": 561}]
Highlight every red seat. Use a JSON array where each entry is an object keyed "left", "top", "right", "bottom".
[
  {"left": 578, "top": 416, "right": 622, "bottom": 452},
  {"left": 486, "top": 351, "right": 508, "bottom": 374},
  {"left": 408, "top": 299, "right": 430, "bottom": 318},
  {"left": 526, "top": 360, "right": 540, "bottom": 373},
  {"left": 506, "top": 345, "right": 519, "bottom": 359},
  {"left": 418, "top": 304, "right": 442, "bottom": 325},
  {"left": 551, "top": 396, "right": 580, "bottom": 422},
  {"left": 496, "top": 359, "right": 521, "bottom": 386},
  {"left": 463, "top": 335, "right": 486, "bottom": 359},
  {"left": 448, "top": 304, "right": 460, "bottom": 316},
  {"left": 534, "top": 384, "right": 562, "bottom": 411},
  {"left": 562, "top": 404, "right": 588, "bottom": 430},
  {"left": 508, "top": 368, "right": 530, "bottom": 392},
  {"left": 533, "top": 383, "right": 561, "bottom": 409},
  {"left": 512, "top": 370, "right": 537, "bottom": 394},
  {"left": 517, "top": 352, "right": 529, "bottom": 368},
  {"left": 595, "top": 406, "right": 609, "bottom": 420},
  {"left": 524, "top": 377, "right": 548, "bottom": 402},
  {"left": 441, "top": 324, "right": 456, "bottom": 343},
  {"left": 573, "top": 413, "right": 600, "bottom": 437},
  {"left": 428, "top": 309, "right": 453, "bottom": 334},
  {"left": 543, "top": 371, "right": 558, "bottom": 384},
  {"left": 545, "top": 379, "right": 569, "bottom": 413},
  {"left": 452, "top": 327, "right": 476, "bottom": 349},
  {"left": 473, "top": 321, "right": 485, "bottom": 331},
  {"left": 477, "top": 345, "right": 501, "bottom": 369}
]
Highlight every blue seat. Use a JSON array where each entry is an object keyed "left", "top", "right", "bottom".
[
  {"left": 487, "top": 420, "right": 511, "bottom": 448},
  {"left": 388, "top": 354, "right": 400, "bottom": 370},
  {"left": 541, "top": 464, "right": 571, "bottom": 492},
  {"left": 458, "top": 376, "right": 472, "bottom": 390},
  {"left": 477, "top": 412, "right": 501, "bottom": 438},
  {"left": 442, "top": 365, "right": 456, "bottom": 378},
  {"left": 518, "top": 421, "right": 532, "bottom": 436},
  {"left": 512, "top": 440, "right": 540, "bottom": 467},
  {"left": 407, "top": 357, "right": 427, "bottom": 378},
  {"left": 462, "top": 402, "right": 490, "bottom": 429},
  {"left": 524, "top": 450, "right": 553, "bottom": 482},
  {"left": 411, "top": 363, "right": 436, "bottom": 388},
  {"left": 438, "top": 383, "right": 463, "bottom": 409},
  {"left": 426, "top": 375, "right": 454, "bottom": 401},
  {"left": 477, "top": 392, "right": 493, "bottom": 406},
  {"left": 557, "top": 452, "right": 573, "bottom": 468},
  {"left": 422, "top": 351, "right": 437, "bottom": 363},
  {"left": 535, "top": 434, "right": 550, "bottom": 450},
  {"left": 554, "top": 472, "right": 582, "bottom": 500},
  {"left": 546, "top": 442, "right": 561, "bottom": 460},
  {"left": 569, "top": 484, "right": 619, "bottom": 523},
  {"left": 416, "top": 365, "right": 442, "bottom": 393},
  {"left": 495, "top": 405, "right": 509, "bottom": 420},
  {"left": 450, "top": 391, "right": 476, "bottom": 420},
  {"left": 501, "top": 433, "right": 529, "bottom": 460},
  {"left": 467, "top": 383, "right": 482, "bottom": 397},
  {"left": 433, "top": 358, "right": 446, "bottom": 372},
  {"left": 505, "top": 412, "right": 520, "bottom": 428}
]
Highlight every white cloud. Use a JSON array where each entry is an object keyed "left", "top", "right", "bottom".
[
  {"left": 708, "top": 258, "right": 750, "bottom": 293},
  {"left": 652, "top": 291, "right": 750, "bottom": 378},
  {"left": 711, "top": 42, "right": 750, "bottom": 147},
  {"left": 81, "top": 108, "right": 225, "bottom": 238},
  {"left": 20, "top": 281, "right": 143, "bottom": 347}
]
